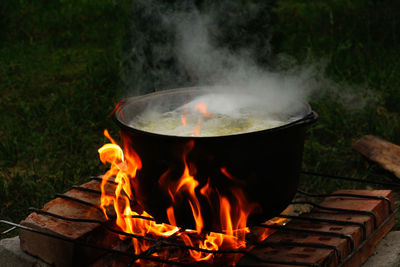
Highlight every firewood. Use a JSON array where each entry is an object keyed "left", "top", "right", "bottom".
[{"left": 353, "top": 135, "right": 400, "bottom": 178}]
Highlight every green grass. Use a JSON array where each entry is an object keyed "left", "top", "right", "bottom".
[
  {"left": 274, "top": 0, "right": 400, "bottom": 190},
  {"left": 1, "top": 0, "right": 400, "bottom": 234},
  {"left": 0, "top": 0, "right": 130, "bottom": 231},
  {"left": 275, "top": 0, "right": 400, "bottom": 228}
]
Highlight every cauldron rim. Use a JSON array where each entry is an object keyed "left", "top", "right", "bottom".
[{"left": 114, "top": 86, "right": 318, "bottom": 139}]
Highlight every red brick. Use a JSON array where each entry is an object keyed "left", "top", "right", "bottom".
[
  {"left": 19, "top": 179, "right": 119, "bottom": 267},
  {"left": 238, "top": 190, "right": 394, "bottom": 267}
]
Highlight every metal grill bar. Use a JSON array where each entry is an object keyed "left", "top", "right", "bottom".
[
  {"left": 291, "top": 201, "right": 378, "bottom": 229},
  {"left": 89, "top": 176, "right": 118, "bottom": 185},
  {"left": 72, "top": 180, "right": 140, "bottom": 211},
  {"left": 27, "top": 208, "right": 247, "bottom": 255},
  {"left": 1, "top": 226, "right": 17, "bottom": 235},
  {"left": 301, "top": 171, "right": 400, "bottom": 188},
  {"left": 261, "top": 240, "right": 342, "bottom": 263},
  {"left": 276, "top": 215, "right": 367, "bottom": 240},
  {"left": 259, "top": 224, "right": 355, "bottom": 250},
  {"left": 71, "top": 185, "right": 102, "bottom": 195},
  {"left": 28, "top": 208, "right": 155, "bottom": 242},
  {"left": 55, "top": 193, "right": 155, "bottom": 221},
  {"left": 3, "top": 217, "right": 322, "bottom": 267},
  {"left": 6, "top": 173, "right": 397, "bottom": 266},
  {"left": 338, "top": 208, "right": 398, "bottom": 267},
  {"left": 55, "top": 193, "right": 104, "bottom": 212},
  {"left": 0, "top": 220, "right": 191, "bottom": 266},
  {"left": 297, "top": 189, "right": 393, "bottom": 213},
  {"left": 241, "top": 254, "right": 319, "bottom": 267}
]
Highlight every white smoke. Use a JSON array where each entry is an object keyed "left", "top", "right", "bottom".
[{"left": 124, "top": 3, "right": 376, "bottom": 136}]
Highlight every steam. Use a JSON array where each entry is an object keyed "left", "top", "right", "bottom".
[
  {"left": 157, "top": 10, "right": 305, "bottom": 115},
  {"left": 122, "top": 1, "right": 375, "bottom": 135}
]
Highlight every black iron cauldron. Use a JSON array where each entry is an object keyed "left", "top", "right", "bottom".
[{"left": 114, "top": 87, "right": 318, "bottom": 232}]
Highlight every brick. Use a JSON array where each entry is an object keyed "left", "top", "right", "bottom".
[
  {"left": 19, "top": 179, "right": 119, "bottom": 267},
  {"left": 237, "top": 190, "right": 394, "bottom": 267}
]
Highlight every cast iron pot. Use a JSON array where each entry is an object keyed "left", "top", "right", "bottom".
[{"left": 114, "top": 87, "right": 318, "bottom": 232}]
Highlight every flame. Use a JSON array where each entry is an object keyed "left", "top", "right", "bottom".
[
  {"left": 194, "top": 103, "right": 213, "bottom": 117},
  {"left": 98, "top": 129, "right": 278, "bottom": 265},
  {"left": 98, "top": 130, "right": 179, "bottom": 255},
  {"left": 181, "top": 104, "right": 188, "bottom": 126},
  {"left": 107, "top": 99, "right": 127, "bottom": 118},
  {"left": 253, "top": 217, "right": 289, "bottom": 242},
  {"left": 180, "top": 102, "right": 213, "bottom": 136},
  {"left": 168, "top": 141, "right": 204, "bottom": 234},
  {"left": 181, "top": 115, "right": 187, "bottom": 126}
]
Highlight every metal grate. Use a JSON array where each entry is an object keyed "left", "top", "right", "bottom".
[{"left": 1, "top": 171, "right": 399, "bottom": 266}]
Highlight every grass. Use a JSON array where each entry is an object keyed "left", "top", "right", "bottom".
[
  {"left": 275, "top": 0, "right": 400, "bottom": 228},
  {"left": 0, "top": 0, "right": 130, "bottom": 231},
  {"left": 274, "top": 0, "right": 400, "bottom": 188},
  {"left": 1, "top": 0, "right": 400, "bottom": 234}
]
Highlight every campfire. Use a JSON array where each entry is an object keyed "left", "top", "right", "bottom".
[
  {"left": 8, "top": 166, "right": 397, "bottom": 266},
  {"left": 110, "top": 87, "right": 317, "bottom": 233},
  {"left": 96, "top": 95, "right": 285, "bottom": 264},
  {"left": 1, "top": 88, "right": 398, "bottom": 267}
]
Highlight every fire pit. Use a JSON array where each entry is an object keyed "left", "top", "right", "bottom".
[
  {"left": 1, "top": 172, "right": 397, "bottom": 266},
  {"left": 112, "top": 86, "right": 318, "bottom": 232},
  {"left": 7, "top": 88, "right": 398, "bottom": 266}
]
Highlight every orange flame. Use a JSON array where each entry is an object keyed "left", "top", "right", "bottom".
[
  {"left": 194, "top": 103, "right": 213, "bottom": 117},
  {"left": 98, "top": 129, "right": 278, "bottom": 264},
  {"left": 181, "top": 104, "right": 188, "bottom": 126},
  {"left": 168, "top": 141, "right": 204, "bottom": 234},
  {"left": 98, "top": 130, "right": 179, "bottom": 256},
  {"left": 180, "top": 102, "right": 213, "bottom": 136},
  {"left": 107, "top": 99, "right": 127, "bottom": 118}
]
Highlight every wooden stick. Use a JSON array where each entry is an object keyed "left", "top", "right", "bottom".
[{"left": 353, "top": 135, "right": 400, "bottom": 178}]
